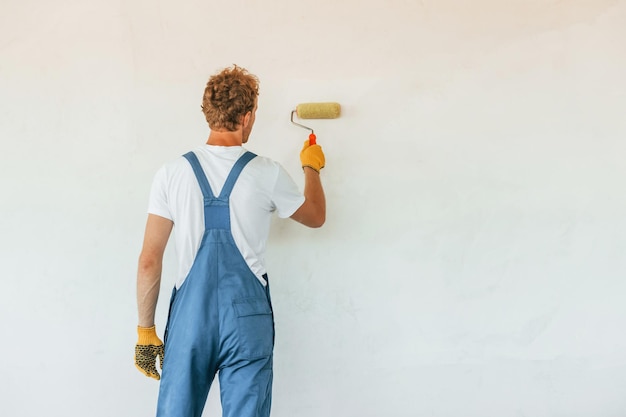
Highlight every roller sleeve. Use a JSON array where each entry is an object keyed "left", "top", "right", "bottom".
[{"left": 296, "top": 102, "right": 341, "bottom": 119}]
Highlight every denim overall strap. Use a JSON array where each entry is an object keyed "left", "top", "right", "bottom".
[
  {"left": 218, "top": 151, "right": 257, "bottom": 199},
  {"left": 183, "top": 150, "right": 257, "bottom": 230},
  {"left": 183, "top": 152, "right": 216, "bottom": 199}
]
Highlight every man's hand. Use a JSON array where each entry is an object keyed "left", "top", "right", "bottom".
[
  {"left": 300, "top": 140, "right": 325, "bottom": 173},
  {"left": 134, "top": 325, "right": 164, "bottom": 380}
]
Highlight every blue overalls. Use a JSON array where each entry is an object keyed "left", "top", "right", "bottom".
[{"left": 157, "top": 151, "right": 275, "bottom": 417}]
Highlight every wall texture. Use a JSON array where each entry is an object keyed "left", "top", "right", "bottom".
[{"left": 1, "top": 1, "right": 625, "bottom": 416}]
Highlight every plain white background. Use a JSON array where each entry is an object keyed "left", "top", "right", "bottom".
[{"left": 1, "top": 0, "right": 625, "bottom": 416}]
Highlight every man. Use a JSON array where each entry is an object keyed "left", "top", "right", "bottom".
[{"left": 134, "top": 65, "right": 326, "bottom": 417}]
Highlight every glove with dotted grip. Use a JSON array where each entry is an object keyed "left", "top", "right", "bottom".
[
  {"left": 300, "top": 140, "right": 325, "bottom": 173},
  {"left": 134, "top": 325, "right": 164, "bottom": 380}
]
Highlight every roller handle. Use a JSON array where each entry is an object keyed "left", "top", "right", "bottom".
[{"left": 309, "top": 133, "right": 317, "bottom": 145}]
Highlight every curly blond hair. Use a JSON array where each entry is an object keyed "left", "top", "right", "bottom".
[{"left": 201, "top": 65, "right": 259, "bottom": 131}]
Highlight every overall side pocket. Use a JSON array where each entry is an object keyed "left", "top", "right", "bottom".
[{"left": 233, "top": 297, "right": 274, "bottom": 360}]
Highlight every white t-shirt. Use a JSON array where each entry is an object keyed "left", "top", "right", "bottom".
[{"left": 148, "top": 145, "right": 305, "bottom": 288}]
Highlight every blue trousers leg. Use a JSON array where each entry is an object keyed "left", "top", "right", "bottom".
[{"left": 219, "top": 355, "right": 273, "bottom": 417}]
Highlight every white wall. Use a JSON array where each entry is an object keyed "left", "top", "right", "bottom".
[{"left": 1, "top": 0, "right": 625, "bottom": 416}]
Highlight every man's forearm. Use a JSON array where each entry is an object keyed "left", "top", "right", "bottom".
[
  {"left": 302, "top": 167, "right": 326, "bottom": 226},
  {"left": 136, "top": 214, "right": 173, "bottom": 327},
  {"left": 137, "top": 258, "right": 162, "bottom": 327}
]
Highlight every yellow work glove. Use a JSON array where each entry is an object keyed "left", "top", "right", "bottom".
[
  {"left": 134, "top": 325, "right": 164, "bottom": 380},
  {"left": 300, "top": 140, "right": 325, "bottom": 173}
]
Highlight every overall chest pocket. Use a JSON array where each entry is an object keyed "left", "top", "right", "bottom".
[{"left": 233, "top": 297, "right": 274, "bottom": 360}]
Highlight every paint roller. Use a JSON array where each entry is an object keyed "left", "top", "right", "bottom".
[{"left": 290, "top": 102, "right": 341, "bottom": 145}]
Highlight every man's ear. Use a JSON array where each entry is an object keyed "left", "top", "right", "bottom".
[{"left": 242, "top": 111, "right": 252, "bottom": 128}]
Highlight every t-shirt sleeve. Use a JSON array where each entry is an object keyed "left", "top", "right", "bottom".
[
  {"left": 147, "top": 166, "right": 174, "bottom": 221},
  {"left": 272, "top": 164, "right": 305, "bottom": 218}
]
